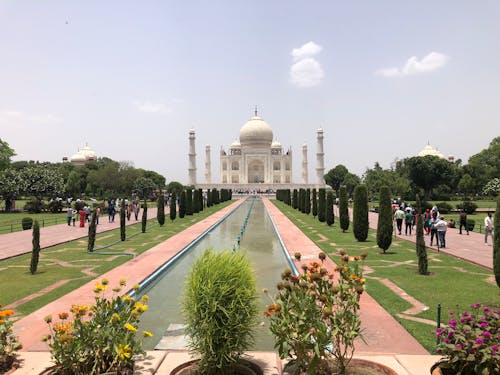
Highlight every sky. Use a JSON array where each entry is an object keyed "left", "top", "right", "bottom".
[{"left": 1, "top": 1, "right": 499, "bottom": 185}]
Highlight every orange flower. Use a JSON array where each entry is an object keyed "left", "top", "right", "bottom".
[
  {"left": 58, "top": 312, "right": 69, "bottom": 320},
  {"left": 0, "top": 309, "right": 14, "bottom": 317}
]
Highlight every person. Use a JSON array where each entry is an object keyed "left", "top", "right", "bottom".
[
  {"left": 394, "top": 207, "right": 405, "bottom": 235},
  {"left": 424, "top": 209, "right": 431, "bottom": 235},
  {"left": 79, "top": 209, "right": 86, "bottom": 228},
  {"left": 108, "top": 202, "right": 115, "bottom": 223},
  {"left": 134, "top": 201, "right": 140, "bottom": 221},
  {"left": 66, "top": 205, "right": 73, "bottom": 226},
  {"left": 447, "top": 219, "right": 456, "bottom": 228},
  {"left": 72, "top": 209, "right": 78, "bottom": 226},
  {"left": 405, "top": 208, "right": 413, "bottom": 236},
  {"left": 429, "top": 211, "right": 439, "bottom": 246},
  {"left": 95, "top": 206, "right": 101, "bottom": 225},
  {"left": 435, "top": 216, "right": 448, "bottom": 248},
  {"left": 459, "top": 210, "right": 469, "bottom": 235},
  {"left": 84, "top": 205, "right": 91, "bottom": 222},
  {"left": 484, "top": 212, "right": 494, "bottom": 246}
]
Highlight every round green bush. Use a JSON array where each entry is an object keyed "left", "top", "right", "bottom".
[
  {"left": 437, "top": 202, "right": 453, "bottom": 214},
  {"left": 21, "top": 217, "right": 33, "bottom": 230}
]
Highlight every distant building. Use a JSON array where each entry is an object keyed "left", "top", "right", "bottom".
[
  {"left": 417, "top": 143, "right": 455, "bottom": 162},
  {"left": 64, "top": 144, "right": 97, "bottom": 166}
]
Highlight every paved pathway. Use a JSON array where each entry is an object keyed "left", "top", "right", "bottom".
[{"left": 0, "top": 208, "right": 158, "bottom": 261}]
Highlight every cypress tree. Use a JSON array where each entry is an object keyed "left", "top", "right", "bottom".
[
  {"left": 179, "top": 191, "right": 186, "bottom": 218},
  {"left": 141, "top": 200, "right": 147, "bottom": 233},
  {"left": 170, "top": 192, "right": 177, "bottom": 222},
  {"left": 415, "top": 194, "right": 428, "bottom": 275},
  {"left": 286, "top": 189, "right": 291, "bottom": 206},
  {"left": 326, "top": 191, "right": 334, "bottom": 226},
  {"left": 88, "top": 211, "right": 97, "bottom": 252},
  {"left": 198, "top": 189, "right": 204, "bottom": 211},
  {"left": 312, "top": 189, "right": 318, "bottom": 218},
  {"left": 292, "top": 189, "right": 298, "bottom": 209},
  {"left": 157, "top": 194, "right": 165, "bottom": 226},
  {"left": 376, "top": 186, "right": 393, "bottom": 253},
  {"left": 206, "top": 189, "right": 212, "bottom": 207},
  {"left": 211, "top": 188, "right": 218, "bottom": 205},
  {"left": 353, "top": 184, "right": 369, "bottom": 242},
  {"left": 305, "top": 189, "right": 311, "bottom": 215},
  {"left": 193, "top": 189, "right": 200, "bottom": 213},
  {"left": 339, "top": 186, "right": 349, "bottom": 232},
  {"left": 494, "top": 197, "right": 500, "bottom": 287},
  {"left": 298, "top": 189, "right": 304, "bottom": 213},
  {"left": 186, "top": 188, "right": 193, "bottom": 215},
  {"left": 318, "top": 188, "right": 326, "bottom": 222},
  {"left": 30, "top": 220, "right": 40, "bottom": 274},
  {"left": 120, "top": 206, "right": 126, "bottom": 241}
]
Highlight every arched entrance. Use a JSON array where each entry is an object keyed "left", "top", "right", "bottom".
[{"left": 247, "top": 160, "right": 265, "bottom": 183}]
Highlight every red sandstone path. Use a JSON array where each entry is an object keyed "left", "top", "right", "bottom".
[
  {"left": 0, "top": 208, "right": 159, "bottom": 261},
  {"left": 341, "top": 208, "right": 493, "bottom": 270}
]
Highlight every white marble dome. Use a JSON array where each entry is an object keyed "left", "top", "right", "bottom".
[
  {"left": 230, "top": 139, "right": 241, "bottom": 148},
  {"left": 69, "top": 151, "right": 86, "bottom": 164},
  {"left": 418, "top": 144, "right": 445, "bottom": 159},
  {"left": 272, "top": 139, "right": 282, "bottom": 148},
  {"left": 239, "top": 115, "right": 273, "bottom": 147},
  {"left": 80, "top": 145, "right": 97, "bottom": 161}
]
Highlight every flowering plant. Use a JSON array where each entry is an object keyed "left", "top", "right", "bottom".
[
  {"left": 0, "top": 305, "right": 22, "bottom": 373},
  {"left": 44, "top": 279, "right": 153, "bottom": 375},
  {"left": 264, "top": 250, "right": 366, "bottom": 375},
  {"left": 435, "top": 303, "right": 499, "bottom": 374}
]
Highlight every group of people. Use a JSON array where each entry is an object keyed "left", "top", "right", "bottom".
[{"left": 107, "top": 198, "right": 141, "bottom": 223}]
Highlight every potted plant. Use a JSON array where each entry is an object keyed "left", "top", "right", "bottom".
[
  {"left": 178, "top": 249, "right": 260, "bottom": 375},
  {"left": 432, "top": 303, "right": 499, "bottom": 374},
  {"left": 264, "top": 251, "right": 397, "bottom": 375},
  {"left": 43, "top": 279, "right": 153, "bottom": 374},
  {"left": 0, "top": 305, "right": 22, "bottom": 373}
]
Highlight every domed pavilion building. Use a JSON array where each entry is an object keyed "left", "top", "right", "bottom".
[{"left": 65, "top": 144, "right": 97, "bottom": 166}]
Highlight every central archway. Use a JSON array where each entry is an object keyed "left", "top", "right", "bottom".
[{"left": 247, "top": 160, "right": 264, "bottom": 183}]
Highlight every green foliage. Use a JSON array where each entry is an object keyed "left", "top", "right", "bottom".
[
  {"left": 169, "top": 193, "right": 177, "bottom": 222},
  {"left": 24, "top": 198, "right": 45, "bottom": 213},
  {"left": 44, "top": 280, "right": 152, "bottom": 374},
  {"left": 415, "top": 206, "right": 428, "bottom": 275},
  {"left": 265, "top": 252, "right": 366, "bottom": 375},
  {"left": 157, "top": 195, "right": 165, "bottom": 226},
  {"left": 324, "top": 164, "right": 348, "bottom": 194},
  {"left": 312, "top": 189, "right": 318, "bottom": 218},
  {"left": 363, "top": 162, "right": 410, "bottom": 198},
  {"left": 88, "top": 211, "right": 97, "bottom": 252},
  {"left": 338, "top": 186, "right": 349, "bottom": 233},
  {"left": 403, "top": 156, "right": 455, "bottom": 199},
  {"left": 186, "top": 188, "right": 193, "bottom": 215},
  {"left": 198, "top": 189, "right": 204, "bottom": 211},
  {"left": 456, "top": 200, "right": 478, "bottom": 214},
  {"left": 21, "top": 217, "right": 33, "bottom": 230},
  {"left": 166, "top": 181, "right": 184, "bottom": 197},
  {"left": 326, "top": 191, "right": 334, "bottom": 226},
  {"left": 376, "top": 186, "right": 393, "bottom": 253},
  {"left": 466, "top": 137, "right": 500, "bottom": 191},
  {"left": 141, "top": 201, "right": 147, "bottom": 233},
  {"left": 483, "top": 178, "right": 500, "bottom": 197},
  {"left": 494, "top": 197, "right": 500, "bottom": 287},
  {"left": 48, "top": 199, "right": 63, "bottom": 213},
  {"left": 133, "top": 177, "right": 157, "bottom": 200},
  {"left": 292, "top": 189, "right": 298, "bottom": 210},
  {"left": 0, "top": 306, "right": 21, "bottom": 373},
  {"left": 353, "top": 185, "right": 368, "bottom": 242},
  {"left": 182, "top": 250, "right": 258, "bottom": 374},
  {"left": 120, "top": 207, "right": 126, "bottom": 241},
  {"left": 318, "top": 188, "right": 326, "bottom": 223},
  {"left": 193, "top": 189, "right": 200, "bottom": 213},
  {"left": 436, "top": 201, "right": 453, "bottom": 214},
  {"left": 0, "top": 138, "right": 15, "bottom": 172},
  {"left": 305, "top": 189, "right": 311, "bottom": 215},
  {"left": 30, "top": 220, "right": 40, "bottom": 274},
  {"left": 179, "top": 191, "right": 186, "bottom": 218}
]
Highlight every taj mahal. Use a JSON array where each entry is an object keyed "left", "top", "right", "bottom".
[{"left": 189, "top": 110, "right": 326, "bottom": 191}]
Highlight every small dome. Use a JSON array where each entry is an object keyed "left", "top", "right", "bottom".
[
  {"left": 230, "top": 139, "right": 241, "bottom": 148},
  {"left": 418, "top": 144, "right": 445, "bottom": 159},
  {"left": 272, "top": 139, "right": 282, "bottom": 148},
  {"left": 70, "top": 151, "right": 86, "bottom": 163},
  {"left": 80, "top": 145, "right": 97, "bottom": 160},
  {"left": 239, "top": 115, "right": 273, "bottom": 147}
]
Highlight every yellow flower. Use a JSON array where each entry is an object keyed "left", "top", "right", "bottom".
[
  {"left": 112, "top": 287, "right": 122, "bottom": 293},
  {"left": 133, "top": 283, "right": 141, "bottom": 292},
  {"left": 124, "top": 323, "right": 137, "bottom": 332},
  {"left": 117, "top": 344, "right": 132, "bottom": 360},
  {"left": 143, "top": 330, "right": 153, "bottom": 337},
  {"left": 119, "top": 278, "right": 127, "bottom": 286},
  {"left": 93, "top": 283, "right": 107, "bottom": 293},
  {"left": 101, "top": 278, "right": 109, "bottom": 286},
  {"left": 110, "top": 313, "right": 121, "bottom": 323},
  {"left": 141, "top": 295, "right": 149, "bottom": 303},
  {"left": 44, "top": 315, "right": 53, "bottom": 323}
]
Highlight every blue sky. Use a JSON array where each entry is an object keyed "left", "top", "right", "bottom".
[{"left": 1, "top": 1, "right": 499, "bottom": 184}]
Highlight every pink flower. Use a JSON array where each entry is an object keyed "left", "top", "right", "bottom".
[
  {"left": 476, "top": 338, "right": 484, "bottom": 345},
  {"left": 455, "top": 344, "right": 462, "bottom": 349},
  {"left": 483, "top": 331, "right": 491, "bottom": 339},
  {"left": 492, "top": 345, "right": 498, "bottom": 352}
]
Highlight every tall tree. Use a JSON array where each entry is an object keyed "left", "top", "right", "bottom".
[
  {"left": 292, "top": 189, "right": 298, "bottom": 210},
  {"left": 305, "top": 189, "right": 311, "bottom": 215},
  {"left": 415, "top": 195, "right": 428, "bottom": 275},
  {"left": 170, "top": 192, "right": 177, "bottom": 222},
  {"left": 30, "top": 220, "right": 40, "bottom": 274},
  {"left": 198, "top": 189, "right": 204, "bottom": 211},
  {"left": 179, "top": 191, "right": 187, "bottom": 218},
  {"left": 167, "top": 181, "right": 184, "bottom": 198},
  {"left": 404, "top": 156, "right": 454, "bottom": 199},
  {"left": 157, "top": 194, "right": 165, "bottom": 226},
  {"left": 466, "top": 137, "right": 500, "bottom": 191},
  {"left": 141, "top": 201, "right": 148, "bottom": 233},
  {"left": 312, "top": 189, "right": 318, "bottom": 218},
  {"left": 376, "top": 186, "right": 393, "bottom": 253},
  {"left": 186, "top": 188, "right": 193, "bottom": 215},
  {"left": 494, "top": 197, "right": 500, "bottom": 287},
  {"left": 326, "top": 191, "right": 334, "bottom": 226},
  {"left": 133, "top": 176, "right": 157, "bottom": 200},
  {"left": 339, "top": 186, "right": 349, "bottom": 233},
  {"left": 88, "top": 211, "right": 97, "bottom": 252},
  {"left": 324, "top": 165, "right": 348, "bottom": 196},
  {"left": 193, "top": 189, "right": 200, "bottom": 213},
  {"left": 353, "top": 185, "right": 368, "bottom": 242},
  {"left": 120, "top": 206, "right": 126, "bottom": 241},
  {"left": 318, "top": 188, "right": 326, "bottom": 223},
  {"left": 0, "top": 138, "right": 15, "bottom": 171}
]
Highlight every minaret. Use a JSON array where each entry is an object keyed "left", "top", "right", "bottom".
[
  {"left": 302, "top": 144, "right": 308, "bottom": 184},
  {"left": 188, "top": 129, "right": 197, "bottom": 185},
  {"left": 316, "top": 128, "right": 325, "bottom": 185},
  {"left": 205, "top": 145, "right": 211, "bottom": 184}
]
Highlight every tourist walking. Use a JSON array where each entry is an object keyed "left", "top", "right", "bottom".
[
  {"left": 405, "top": 208, "right": 413, "bottom": 236},
  {"left": 459, "top": 210, "right": 469, "bottom": 235},
  {"left": 66, "top": 206, "right": 73, "bottom": 226},
  {"left": 435, "top": 217, "right": 448, "bottom": 248},
  {"left": 95, "top": 206, "right": 101, "bottom": 225},
  {"left": 79, "top": 209, "right": 86, "bottom": 228},
  {"left": 484, "top": 212, "right": 494, "bottom": 245},
  {"left": 394, "top": 207, "right": 405, "bottom": 235},
  {"left": 424, "top": 209, "right": 431, "bottom": 235},
  {"left": 429, "top": 211, "right": 439, "bottom": 246}
]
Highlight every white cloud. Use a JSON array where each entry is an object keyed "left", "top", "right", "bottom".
[
  {"left": 133, "top": 101, "right": 172, "bottom": 114},
  {"left": 291, "top": 41, "right": 323, "bottom": 61},
  {"left": 289, "top": 41, "right": 324, "bottom": 88},
  {"left": 0, "top": 109, "right": 63, "bottom": 124},
  {"left": 376, "top": 52, "right": 449, "bottom": 77},
  {"left": 290, "top": 58, "right": 325, "bottom": 88}
]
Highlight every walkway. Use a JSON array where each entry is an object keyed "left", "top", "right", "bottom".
[{"left": 0, "top": 208, "right": 158, "bottom": 261}]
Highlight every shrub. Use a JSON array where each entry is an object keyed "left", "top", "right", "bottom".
[
  {"left": 353, "top": 185, "right": 368, "bottom": 242},
  {"left": 186, "top": 188, "right": 193, "bottom": 215},
  {"left": 157, "top": 194, "right": 165, "bottom": 226},
  {"left": 73, "top": 200, "right": 85, "bottom": 212},
  {"left": 305, "top": 189, "right": 311, "bottom": 215},
  {"left": 24, "top": 198, "right": 44, "bottom": 213},
  {"left": 292, "top": 189, "right": 298, "bottom": 210},
  {"left": 312, "top": 189, "right": 318, "bottom": 218},
  {"left": 179, "top": 191, "right": 186, "bottom": 218},
  {"left": 436, "top": 202, "right": 453, "bottom": 214},
  {"left": 182, "top": 250, "right": 258, "bottom": 374},
  {"left": 265, "top": 251, "right": 366, "bottom": 375},
  {"left": 170, "top": 193, "right": 177, "bottom": 222},
  {"left": 48, "top": 199, "right": 64, "bottom": 213},
  {"left": 30, "top": 220, "right": 40, "bottom": 274},
  {"left": 0, "top": 306, "right": 22, "bottom": 373},
  {"left": 339, "top": 186, "right": 349, "bottom": 233},
  {"left": 88, "top": 211, "right": 97, "bottom": 252},
  {"left": 44, "top": 279, "right": 152, "bottom": 375},
  {"left": 466, "top": 219, "right": 475, "bottom": 232},
  {"left": 318, "top": 188, "right": 326, "bottom": 223},
  {"left": 21, "top": 217, "right": 33, "bottom": 230},
  {"left": 435, "top": 303, "right": 499, "bottom": 374},
  {"left": 456, "top": 200, "right": 478, "bottom": 214},
  {"left": 376, "top": 186, "right": 393, "bottom": 253},
  {"left": 193, "top": 189, "right": 200, "bottom": 214},
  {"left": 120, "top": 207, "right": 126, "bottom": 241},
  {"left": 326, "top": 191, "right": 334, "bottom": 226}
]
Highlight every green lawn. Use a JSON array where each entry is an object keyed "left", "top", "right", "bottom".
[
  {"left": 0, "top": 201, "right": 232, "bottom": 317},
  {"left": 0, "top": 212, "right": 69, "bottom": 234},
  {"left": 271, "top": 200, "right": 499, "bottom": 353}
]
